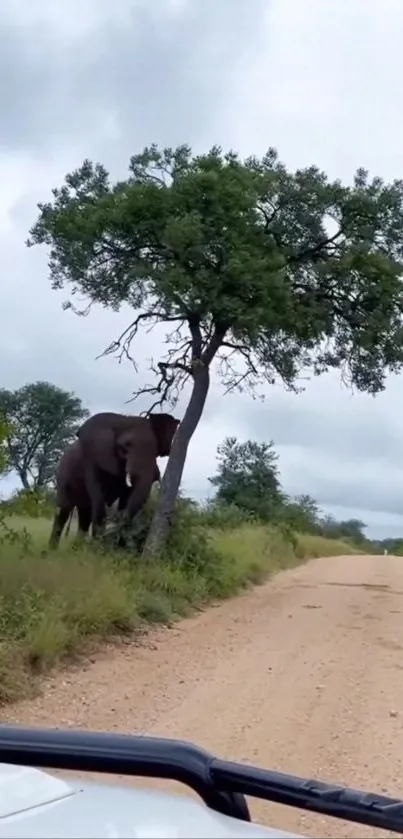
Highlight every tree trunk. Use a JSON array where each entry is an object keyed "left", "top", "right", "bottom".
[
  {"left": 142, "top": 364, "right": 210, "bottom": 558},
  {"left": 19, "top": 470, "right": 30, "bottom": 490}
]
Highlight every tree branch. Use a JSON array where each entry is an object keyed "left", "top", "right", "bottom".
[
  {"left": 202, "top": 324, "right": 228, "bottom": 366},
  {"left": 98, "top": 309, "right": 186, "bottom": 368},
  {"left": 290, "top": 227, "right": 345, "bottom": 265},
  {"left": 217, "top": 341, "right": 262, "bottom": 395},
  {"left": 258, "top": 202, "right": 345, "bottom": 267},
  {"left": 112, "top": 310, "right": 228, "bottom": 413}
]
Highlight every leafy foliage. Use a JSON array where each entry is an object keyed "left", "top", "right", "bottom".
[
  {"left": 0, "top": 487, "right": 56, "bottom": 518},
  {"left": 207, "top": 436, "right": 375, "bottom": 550},
  {"left": 0, "top": 382, "right": 89, "bottom": 490},
  {"left": 92, "top": 491, "right": 222, "bottom": 581},
  {"left": 27, "top": 144, "right": 403, "bottom": 553},
  {"left": 208, "top": 439, "right": 319, "bottom": 530},
  {"left": 208, "top": 436, "right": 284, "bottom": 520},
  {"left": 201, "top": 500, "right": 258, "bottom": 529},
  {"left": 28, "top": 144, "right": 403, "bottom": 399},
  {"left": 280, "top": 494, "right": 322, "bottom": 534}
]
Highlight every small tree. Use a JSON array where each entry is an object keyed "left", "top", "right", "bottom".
[
  {"left": 319, "top": 514, "right": 367, "bottom": 545},
  {"left": 337, "top": 518, "right": 367, "bottom": 545},
  {"left": 0, "top": 381, "right": 89, "bottom": 489},
  {"left": 27, "top": 145, "right": 403, "bottom": 555},
  {"left": 209, "top": 436, "right": 284, "bottom": 520},
  {"left": 281, "top": 494, "right": 322, "bottom": 534}
]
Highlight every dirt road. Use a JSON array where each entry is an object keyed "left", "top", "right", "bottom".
[{"left": 1, "top": 553, "right": 403, "bottom": 837}]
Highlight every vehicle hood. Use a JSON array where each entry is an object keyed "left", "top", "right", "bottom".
[{"left": 0, "top": 762, "right": 304, "bottom": 838}]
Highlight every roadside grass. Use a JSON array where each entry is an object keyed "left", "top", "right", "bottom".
[
  {"left": 296, "top": 532, "right": 364, "bottom": 558},
  {"left": 0, "top": 514, "right": 359, "bottom": 706}
]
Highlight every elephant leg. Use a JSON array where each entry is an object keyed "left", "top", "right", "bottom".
[
  {"left": 49, "top": 506, "right": 71, "bottom": 549},
  {"left": 77, "top": 506, "right": 92, "bottom": 537},
  {"left": 84, "top": 466, "right": 107, "bottom": 538}
]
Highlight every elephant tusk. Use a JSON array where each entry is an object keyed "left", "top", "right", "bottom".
[{"left": 126, "top": 472, "right": 132, "bottom": 487}]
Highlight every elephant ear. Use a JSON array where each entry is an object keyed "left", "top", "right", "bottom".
[{"left": 148, "top": 413, "right": 180, "bottom": 457}]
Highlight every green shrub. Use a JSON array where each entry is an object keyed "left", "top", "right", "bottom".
[
  {"left": 0, "top": 487, "right": 55, "bottom": 519},
  {"left": 199, "top": 500, "right": 258, "bottom": 529}
]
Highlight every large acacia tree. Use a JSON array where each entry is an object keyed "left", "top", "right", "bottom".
[{"left": 28, "top": 144, "right": 403, "bottom": 555}]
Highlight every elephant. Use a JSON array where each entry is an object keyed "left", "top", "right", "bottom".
[
  {"left": 49, "top": 439, "right": 161, "bottom": 548},
  {"left": 73, "top": 410, "right": 180, "bottom": 539}
]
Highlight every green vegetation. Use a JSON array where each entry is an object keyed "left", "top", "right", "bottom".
[
  {"left": 0, "top": 419, "right": 380, "bottom": 708},
  {"left": 0, "top": 381, "right": 89, "bottom": 490},
  {"left": 209, "top": 437, "right": 285, "bottom": 521},
  {"left": 28, "top": 144, "right": 403, "bottom": 556},
  {"left": 373, "top": 537, "right": 403, "bottom": 555},
  {"left": 0, "top": 503, "right": 359, "bottom": 706},
  {"left": 0, "top": 140, "right": 401, "bottom": 704},
  {"left": 206, "top": 436, "right": 374, "bottom": 551}
]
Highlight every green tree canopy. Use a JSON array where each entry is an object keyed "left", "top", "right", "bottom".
[
  {"left": 0, "top": 381, "right": 89, "bottom": 490},
  {"left": 281, "top": 494, "right": 322, "bottom": 534},
  {"left": 209, "top": 436, "right": 284, "bottom": 520},
  {"left": 27, "top": 144, "right": 403, "bottom": 554}
]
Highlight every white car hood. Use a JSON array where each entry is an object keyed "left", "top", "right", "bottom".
[
  {"left": 0, "top": 762, "right": 303, "bottom": 838},
  {"left": 0, "top": 762, "right": 74, "bottom": 817}
]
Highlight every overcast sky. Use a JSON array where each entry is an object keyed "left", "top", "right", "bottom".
[{"left": 2, "top": 0, "right": 403, "bottom": 539}]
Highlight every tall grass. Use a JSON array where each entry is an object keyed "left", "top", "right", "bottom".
[{"left": 0, "top": 512, "right": 359, "bottom": 706}]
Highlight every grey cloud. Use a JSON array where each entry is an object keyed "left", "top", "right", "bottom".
[
  {"left": 276, "top": 444, "right": 403, "bottom": 519},
  {"left": 325, "top": 506, "right": 403, "bottom": 541},
  {"left": 0, "top": 0, "right": 268, "bottom": 156},
  {"left": 231, "top": 371, "right": 403, "bottom": 466},
  {"left": 1, "top": 0, "right": 271, "bottom": 427},
  {"left": 213, "top": 371, "right": 403, "bottom": 524}
]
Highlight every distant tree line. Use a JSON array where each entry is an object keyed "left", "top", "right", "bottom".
[{"left": 371, "top": 537, "right": 403, "bottom": 556}]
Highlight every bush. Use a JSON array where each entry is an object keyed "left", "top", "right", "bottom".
[
  {"left": 199, "top": 500, "right": 258, "bottom": 529},
  {"left": 0, "top": 504, "right": 359, "bottom": 707},
  {"left": 0, "top": 487, "right": 55, "bottom": 519}
]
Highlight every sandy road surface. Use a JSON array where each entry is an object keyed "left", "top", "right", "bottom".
[{"left": 1, "top": 553, "right": 403, "bottom": 837}]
